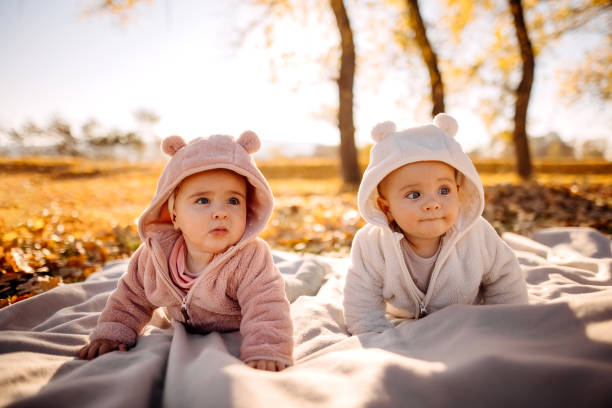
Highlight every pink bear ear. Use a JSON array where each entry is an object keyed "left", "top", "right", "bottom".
[
  {"left": 371, "top": 121, "right": 396, "bottom": 143},
  {"left": 237, "top": 130, "right": 260, "bottom": 154},
  {"left": 433, "top": 113, "right": 458, "bottom": 137},
  {"left": 161, "top": 135, "right": 187, "bottom": 156}
]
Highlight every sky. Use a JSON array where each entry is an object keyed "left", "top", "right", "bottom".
[{"left": 0, "top": 0, "right": 609, "bottom": 159}]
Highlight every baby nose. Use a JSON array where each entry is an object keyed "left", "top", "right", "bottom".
[
  {"left": 423, "top": 199, "right": 440, "bottom": 211},
  {"left": 213, "top": 207, "right": 229, "bottom": 219}
]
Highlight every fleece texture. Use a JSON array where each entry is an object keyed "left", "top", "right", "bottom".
[
  {"left": 343, "top": 114, "right": 528, "bottom": 335},
  {"left": 90, "top": 131, "right": 293, "bottom": 365}
]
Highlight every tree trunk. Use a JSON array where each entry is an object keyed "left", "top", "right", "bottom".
[
  {"left": 330, "top": 0, "right": 361, "bottom": 185},
  {"left": 509, "top": 0, "right": 534, "bottom": 179},
  {"left": 405, "top": 0, "right": 445, "bottom": 117}
]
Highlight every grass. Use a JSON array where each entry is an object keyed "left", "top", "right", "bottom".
[{"left": 0, "top": 155, "right": 610, "bottom": 307}]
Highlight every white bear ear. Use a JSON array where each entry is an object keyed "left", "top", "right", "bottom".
[
  {"left": 433, "top": 113, "right": 458, "bottom": 137},
  {"left": 161, "top": 135, "right": 187, "bottom": 156},
  {"left": 237, "top": 130, "right": 260, "bottom": 154},
  {"left": 371, "top": 121, "right": 396, "bottom": 143}
]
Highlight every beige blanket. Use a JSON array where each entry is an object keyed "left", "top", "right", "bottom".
[{"left": 1, "top": 227, "right": 611, "bottom": 407}]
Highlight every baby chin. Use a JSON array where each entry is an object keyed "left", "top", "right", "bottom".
[
  {"left": 416, "top": 218, "right": 451, "bottom": 235},
  {"left": 199, "top": 236, "right": 237, "bottom": 255}
]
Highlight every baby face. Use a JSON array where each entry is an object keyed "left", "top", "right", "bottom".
[
  {"left": 377, "top": 161, "right": 459, "bottom": 243},
  {"left": 172, "top": 169, "right": 247, "bottom": 257}
]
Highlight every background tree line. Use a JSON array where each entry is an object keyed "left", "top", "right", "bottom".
[
  {"left": 6, "top": 0, "right": 610, "bottom": 185},
  {"left": 2, "top": 109, "right": 160, "bottom": 159},
  {"left": 240, "top": 0, "right": 610, "bottom": 184}
]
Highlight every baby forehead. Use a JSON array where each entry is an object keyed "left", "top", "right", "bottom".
[
  {"left": 179, "top": 169, "right": 247, "bottom": 190},
  {"left": 387, "top": 160, "right": 456, "bottom": 182}
]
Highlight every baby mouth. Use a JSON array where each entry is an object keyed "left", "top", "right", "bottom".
[
  {"left": 210, "top": 226, "right": 229, "bottom": 235},
  {"left": 421, "top": 217, "right": 442, "bottom": 222}
]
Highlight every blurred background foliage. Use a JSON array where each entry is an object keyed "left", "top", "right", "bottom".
[{"left": 2, "top": 0, "right": 610, "bottom": 177}]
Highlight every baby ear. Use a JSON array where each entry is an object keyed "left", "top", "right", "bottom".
[
  {"left": 161, "top": 135, "right": 187, "bottom": 156},
  {"left": 371, "top": 121, "right": 396, "bottom": 143},
  {"left": 433, "top": 113, "right": 458, "bottom": 137},
  {"left": 376, "top": 196, "right": 393, "bottom": 223},
  {"left": 237, "top": 130, "right": 261, "bottom": 154}
]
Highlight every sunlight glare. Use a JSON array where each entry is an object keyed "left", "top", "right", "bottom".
[{"left": 449, "top": 108, "right": 490, "bottom": 153}]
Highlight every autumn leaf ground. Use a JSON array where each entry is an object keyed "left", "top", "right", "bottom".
[{"left": 1, "top": 156, "right": 611, "bottom": 307}]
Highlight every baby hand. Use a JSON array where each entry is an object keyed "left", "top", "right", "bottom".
[
  {"left": 78, "top": 339, "right": 128, "bottom": 360},
  {"left": 246, "top": 359, "right": 288, "bottom": 372}
]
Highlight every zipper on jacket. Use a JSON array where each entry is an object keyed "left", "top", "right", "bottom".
[
  {"left": 181, "top": 296, "right": 190, "bottom": 322},
  {"left": 391, "top": 234, "right": 426, "bottom": 319},
  {"left": 419, "top": 231, "right": 461, "bottom": 318},
  {"left": 419, "top": 301, "right": 428, "bottom": 318},
  {"left": 148, "top": 238, "right": 193, "bottom": 322}
]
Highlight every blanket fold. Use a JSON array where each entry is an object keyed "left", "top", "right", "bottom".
[{"left": 1, "top": 228, "right": 611, "bottom": 407}]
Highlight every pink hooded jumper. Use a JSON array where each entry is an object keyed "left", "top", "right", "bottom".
[{"left": 90, "top": 131, "right": 293, "bottom": 366}]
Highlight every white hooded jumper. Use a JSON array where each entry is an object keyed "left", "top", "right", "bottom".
[{"left": 343, "top": 114, "right": 528, "bottom": 335}]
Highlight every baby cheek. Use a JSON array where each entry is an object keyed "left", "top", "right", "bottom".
[
  {"left": 448, "top": 203, "right": 460, "bottom": 221},
  {"left": 235, "top": 204, "right": 247, "bottom": 214},
  {"left": 230, "top": 207, "right": 248, "bottom": 225}
]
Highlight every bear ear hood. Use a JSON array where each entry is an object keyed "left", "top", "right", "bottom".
[
  {"left": 237, "top": 130, "right": 261, "bottom": 154},
  {"left": 371, "top": 121, "right": 397, "bottom": 143},
  {"left": 358, "top": 113, "right": 485, "bottom": 234},
  {"left": 432, "top": 113, "right": 458, "bottom": 138},
  {"left": 137, "top": 131, "right": 273, "bottom": 252},
  {"left": 161, "top": 135, "right": 187, "bottom": 156}
]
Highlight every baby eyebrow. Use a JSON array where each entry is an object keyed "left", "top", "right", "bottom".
[
  {"left": 226, "top": 190, "right": 246, "bottom": 197},
  {"left": 399, "top": 178, "right": 454, "bottom": 192},
  {"left": 399, "top": 184, "right": 419, "bottom": 192},
  {"left": 188, "top": 190, "right": 246, "bottom": 199},
  {"left": 188, "top": 191, "right": 213, "bottom": 198},
  {"left": 437, "top": 177, "right": 455, "bottom": 184}
]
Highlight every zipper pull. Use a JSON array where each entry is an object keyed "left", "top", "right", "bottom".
[
  {"left": 419, "top": 301, "right": 428, "bottom": 318},
  {"left": 181, "top": 297, "right": 190, "bottom": 322}
]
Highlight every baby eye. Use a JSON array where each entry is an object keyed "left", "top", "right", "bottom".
[
  {"left": 228, "top": 197, "right": 240, "bottom": 205},
  {"left": 439, "top": 186, "right": 450, "bottom": 195},
  {"left": 406, "top": 192, "right": 420, "bottom": 199},
  {"left": 196, "top": 197, "right": 210, "bottom": 204}
]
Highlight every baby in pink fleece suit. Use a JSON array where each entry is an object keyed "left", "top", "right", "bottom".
[{"left": 79, "top": 131, "right": 293, "bottom": 371}]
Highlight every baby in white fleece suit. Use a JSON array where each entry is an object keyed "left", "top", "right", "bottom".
[{"left": 343, "top": 113, "right": 528, "bottom": 335}]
